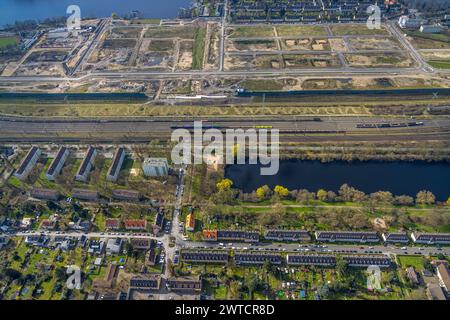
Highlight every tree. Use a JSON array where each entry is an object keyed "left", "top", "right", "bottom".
[
  {"left": 111, "top": 12, "right": 120, "bottom": 19},
  {"left": 447, "top": 197, "right": 450, "bottom": 206},
  {"left": 273, "top": 185, "right": 289, "bottom": 198},
  {"left": 416, "top": 190, "right": 436, "bottom": 205},
  {"left": 256, "top": 185, "right": 271, "bottom": 200},
  {"left": 316, "top": 189, "right": 328, "bottom": 201},
  {"left": 335, "top": 255, "right": 348, "bottom": 278},
  {"left": 5, "top": 268, "right": 22, "bottom": 281},
  {"left": 216, "top": 179, "right": 233, "bottom": 192},
  {"left": 245, "top": 273, "right": 260, "bottom": 299}
]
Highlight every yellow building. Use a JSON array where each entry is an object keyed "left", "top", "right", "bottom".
[{"left": 185, "top": 213, "right": 195, "bottom": 232}]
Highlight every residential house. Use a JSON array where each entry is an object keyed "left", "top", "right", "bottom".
[
  {"left": 107, "top": 147, "right": 126, "bottom": 182},
  {"left": 411, "top": 232, "right": 450, "bottom": 245},
  {"left": 185, "top": 213, "right": 195, "bottom": 232},
  {"left": 234, "top": 252, "right": 282, "bottom": 265},
  {"left": 427, "top": 283, "right": 446, "bottom": 300},
  {"left": 40, "top": 219, "right": 57, "bottom": 230},
  {"left": 14, "top": 146, "right": 41, "bottom": 180},
  {"left": 112, "top": 189, "right": 141, "bottom": 202},
  {"left": 72, "top": 188, "right": 99, "bottom": 202},
  {"left": 75, "top": 146, "right": 97, "bottom": 182},
  {"left": 315, "top": 231, "right": 380, "bottom": 243},
  {"left": 130, "top": 239, "right": 152, "bottom": 250},
  {"left": 106, "top": 238, "right": 123, "bottom": 255},
  {"left": 153, "top": 211, "right": 164, "bottom": 235},
  {"left": 130, "top": 276, "right": 161, "bottom": 290},
  {"left": 217, "top": 230, "right": 259, "bottom": 243},
  {"left": 0, "top": 236, "right": 9, "bottom": 249},
  {"left": 181, "top": 250, "right": 229, "bottom": 264},
  {"left": 124, "top": 219, "right": 147, "bottom": 231},
  {"left": 406, "top": 267, "right": 419, "bottom": 285},
  {"left": 105, "top": 218, "right": 121, "bottom": 230},
  {"left": 436, "top": 263, "right": 450, "bottom": 293},
  {"left": 142, "top": 158, "right": 169, "bottom": 177},
  {"left": 287, "top": 254, "right": 336, "bottom": 267},
  {"left": 46, "top": 146, "right": 69, "bottom": 180},
  {"left": 88, "top": 239, "right": 106, "bottom": 255},
  {"left": 265, "top": 229, "right": 311, "bottom": 242},
  {"left": 166, "top": 276, "right": 202, "bottom": 292},
  {"left": 382, "top": 232, "right": 409, "bottom": 244},
  {"left": 342, "top": 255, "right": 391, "bottom": 268},
  {"left": 30, "top": 188, "right": 60, "bottom": 201}
]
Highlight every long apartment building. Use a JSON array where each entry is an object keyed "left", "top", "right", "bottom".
[
  {"left": 234, "top": 252, "right": 282, "bottom": 265},
  {"left": 315, "top": 231, "right": 380, "bottom": 243},
  {"left": 265, "top": 229, "right": 311, "bottom": 242},
  {"left": 75, "top": 147, "right": 97, "bottom": 182},
  {"left": 46, "top": 146, "right": 69, "bottom": 181},
  {"left": 107, "top": 147, "right": 125, "bottom": 182},
  {"left": 181, "top": 250, "right": 229, "bottom": 264},
  {"left": 287, "top": 254, "right": 392, "bottom": 268},
  {"left": 411, "top": 232, "right": 450, "bottom": 245},
  {"left": 14, "top": 146, "right": 41, "bottom": 180}
]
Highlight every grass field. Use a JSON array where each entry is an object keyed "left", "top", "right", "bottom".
[
  {"left": 330, "top": 24, "right": 388, "bottom": 36},
  {"left": 397, "top": 255, "right": 425, "bottom": 271},
  {"left": 276, "top": 25, "right": 327, "bottom": 37},
  {"left": 0, "top": 36, "right": 19, "bottom": 49},
  {"left": 192, "top": 27, "right": 207, "bottom": 70},
  {"left": 228, "top": 26, "right": 275, "bottom": 38},
  {"left": 428, "top": 60, "right": 450, "bottom": 69},
  {"left": 145, "top": 26, "right": 198, "bottom": 39}
]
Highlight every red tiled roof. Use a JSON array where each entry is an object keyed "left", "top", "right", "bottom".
[{"left": 124, "top": 219, "right": 147, "bottom": 229}]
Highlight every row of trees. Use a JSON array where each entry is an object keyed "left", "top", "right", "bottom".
[{"left": 238, "top": 183, "right": 440, "bottom": 206}]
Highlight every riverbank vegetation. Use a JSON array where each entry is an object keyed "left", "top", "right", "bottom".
[{"left": 184, "top": 164, "right": 450, "bottom": 235}]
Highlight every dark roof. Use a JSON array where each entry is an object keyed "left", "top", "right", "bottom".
[
  {"left": 181, "top": 251, "right": 229, "bottom": 263},
  {"left": 235, "top": 252, "right": 282, "bottom": 264},
  {"left": 154, "top": 211, "right": 164, "bottom": 227},
  {"left": 112, "top": 189, "right": 141, "bottom": 200},
  {"left": 287, "top": 254, "right": 336, "bottom": 266},
  {"left": 31, "top": 188, "right": 60, "bottom": 200},
  {"left": 47, "top": 147, "right": 68, "bottom": 176},
  {"left": 72, "top": 188, "right": 99, "bottom": 200},
  {"left": 16, "top": 146, "right": 39, "bottom": 175},
  {"left": 108, "top": 147, "right": 125, "bottom": 178},
  {"left": 78, "top": 147, "right": 96, "bottom": 176}
]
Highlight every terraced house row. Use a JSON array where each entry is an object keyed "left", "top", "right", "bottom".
[
  {"left": 202, "top": 229, "right": 450, "bottom": 245},
  {"left": 180, "top": 250, "right": 392, "bottom": 268}
]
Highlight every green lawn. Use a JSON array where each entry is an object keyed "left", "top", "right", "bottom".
[
  {"left": 428, "top": 60, "right": 450, "bottom": 69},
  {"left": 192, "top": 27, "right": 206, "bottom": 70},
  {"left": 0, "top": 36, "right": 19, "bottom": 49},
  {"left": 397, "top": 255, "right": 425, "bottom": 271}
]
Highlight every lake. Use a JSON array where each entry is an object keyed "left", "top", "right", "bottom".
[
  {"left": 0, "top": 0, "right": 192, "bottom": 26},
  {"left": 225, "top": 160, "right": 450, "bottom": 201}
]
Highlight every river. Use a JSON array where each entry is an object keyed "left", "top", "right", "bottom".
[
  {"left": 0, "top": 0, "right": 192, "bottom": 26},
  {"left": 225, "top": 160, "right": 450, "bottom": 201}
]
